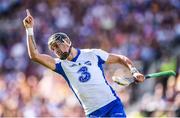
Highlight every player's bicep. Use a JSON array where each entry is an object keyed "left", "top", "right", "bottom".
[
  {"left": 33, "top": 54, "right": 56, "bottom": 70},
  {"left": 106, "top": 53, "right": 124, "bottom": 64}
]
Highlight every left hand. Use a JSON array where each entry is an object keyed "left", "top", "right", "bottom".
[{"left": 133, "top": 72, "right": 145, "bottom": 83}]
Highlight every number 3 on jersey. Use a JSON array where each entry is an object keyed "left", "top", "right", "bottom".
[{"left": 77, "top": 66, "right": 91, "bottom": 82}]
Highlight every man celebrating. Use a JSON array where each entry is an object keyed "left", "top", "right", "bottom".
[{"left": 23, "top": 9, "right": 144, "bottom": 117}]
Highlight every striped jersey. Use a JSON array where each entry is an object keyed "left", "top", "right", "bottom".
[{"left": 54, "top": 49, "right": 118, "bottom": 115}]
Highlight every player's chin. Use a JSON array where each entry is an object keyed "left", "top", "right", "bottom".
[{"left": 56, "top": 54, "right": 61, "bottom": 58}]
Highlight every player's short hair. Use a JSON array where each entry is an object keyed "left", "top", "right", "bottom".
[{"left": 48, "top": 32, "right": 71, "bottom": 49}]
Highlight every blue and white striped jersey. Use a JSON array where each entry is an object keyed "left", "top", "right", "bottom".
[{"left": 54, "top": 49, "right": 118, "bottom": 115}]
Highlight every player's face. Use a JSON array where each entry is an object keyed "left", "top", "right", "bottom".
[{"left": 50, "top": 41, "right": 70, "bottom": 58}]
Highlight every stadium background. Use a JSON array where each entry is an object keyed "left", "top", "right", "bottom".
[{"left": 0, "top": 0, "right": 179, "bottom": 117}]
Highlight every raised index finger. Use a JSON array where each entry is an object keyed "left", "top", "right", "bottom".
[{"left": 26, "top": 9, "right": 31, "bottom": 16}]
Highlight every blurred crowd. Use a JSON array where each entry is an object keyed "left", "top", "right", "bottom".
[{"left": 0, "top": 0, "right": 179, "bottom": 117}]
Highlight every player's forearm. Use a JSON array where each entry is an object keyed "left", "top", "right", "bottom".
[
  {"left": 117, "top": 55, "right": 133, "bottom": 69},
  {"left": 26, "top": 28, "right": 39, "bottom": 60},
  {"left": 117, "top": 55, "right": 140, "bottom": 75},
  {"left": 107, "top": 54, "right": 133, "bottom": 68}
]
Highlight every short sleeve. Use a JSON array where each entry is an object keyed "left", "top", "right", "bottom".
[
  {"left": 91, "top": 49, "right": 109, "bottom": 64},
  {"left": 53, "top": 58, "right": 62, "bottom": 74}
]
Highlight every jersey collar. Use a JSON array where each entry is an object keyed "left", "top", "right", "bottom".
[{"left": 71, "top": 48, "right": 80, "bottom": 62}]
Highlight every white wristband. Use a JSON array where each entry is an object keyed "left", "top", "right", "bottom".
[
  {"left": 26, "top": 28, "right": 34, "bottom": 36},
  {"left": 130, "top": 67, "right": 139, "bottom": 75}
]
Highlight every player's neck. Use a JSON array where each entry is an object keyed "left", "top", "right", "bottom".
[{"left": 67, "top": 47, "right": 77, "bottom": 61}]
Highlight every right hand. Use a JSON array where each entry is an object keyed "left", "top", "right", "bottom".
[{"left": 23, "top": 9, "right": 34, "bottom": 28}]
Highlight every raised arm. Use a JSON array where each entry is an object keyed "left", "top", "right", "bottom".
[
  {"left": 23, "top": 9, "right": 56, "bottom": 70},
  {"left": 106, "top": 53, "right": 144, "bottom": 82}
]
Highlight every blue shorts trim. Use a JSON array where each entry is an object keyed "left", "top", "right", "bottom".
[{"left": 87, "top": 98, "right": 126, "bottom": 117}]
